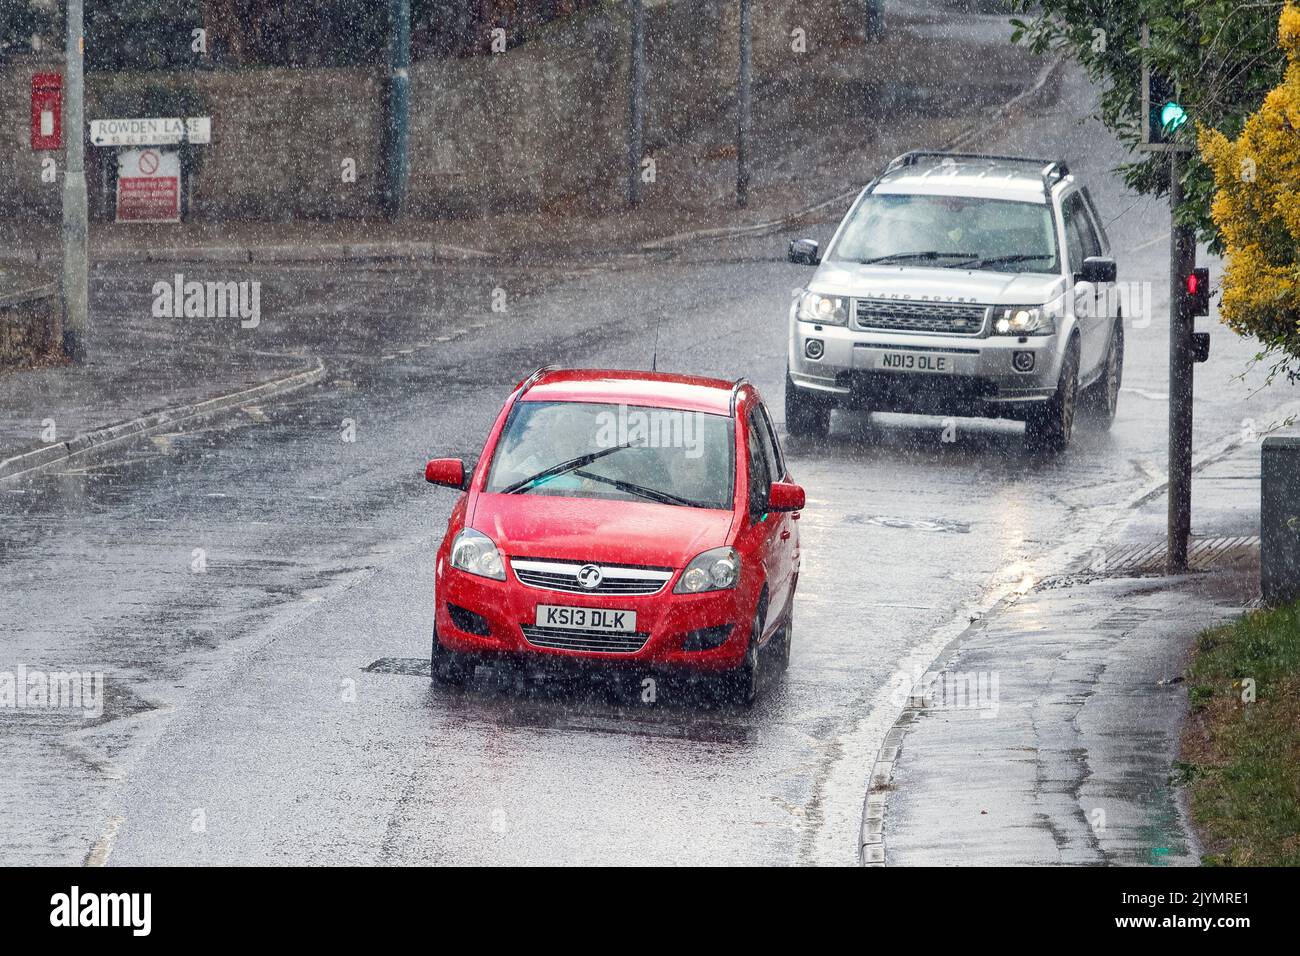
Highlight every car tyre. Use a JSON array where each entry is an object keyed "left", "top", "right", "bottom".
[
  {"left": 774, "top": 606, "right": 793, "bottom": 672},
  {"left": 1082, "top": 321, "right": 1123, "bottom": 429},
  {"left": 1024, "top": 337, "right": 1079, "bottom": 454},
  {"left": 785, "top": 370, "right": 831, "bottom": 440},
  {"left": 431, "top": 627, "right": 473, "bottom": 686},
  {"left": 721, "top": 598, "right": 767, "bottom": 707}
]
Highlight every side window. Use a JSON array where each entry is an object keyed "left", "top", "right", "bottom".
[
  {"left": 746, "top": 415, "right": 771, "bottom": 515},
  {"left": 1078, "top": 204, "right": 1101, "bottom": 260},
  {"left": 757, "top": 403, "right": 784, "bottom": 480},
  {"left": 1080, "top": 187, "right": 1108, "bottom": 253},
  {"left": 1061, "top": 194, "right": 1088, "bottom": 274}
]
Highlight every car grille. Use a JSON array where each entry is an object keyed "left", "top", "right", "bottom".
[
  {"left": 511, "top": 558, "right": 673, "bottom": 595},
  {"left": 854, "top": 298, "right": 988, "bottom": 335},
  {"left": 520, "top": 624, "right": 650, "bottom": 654}
]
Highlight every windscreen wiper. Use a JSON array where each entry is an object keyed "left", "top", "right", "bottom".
[
  {"left": 571, "top": 469, "right": 710, "bottom": 509},
  {"left": 956, "top": 253, "right": 1054, "bottom": 268},
  {"left": 858, "top": 250, "right": 978, "bottom": 265},
  {"left": 501, "top": 442, "right": 636, "bottom": 495}
]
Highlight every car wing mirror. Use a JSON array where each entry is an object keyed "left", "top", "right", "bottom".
[
  {"left": 425, "top": 457, "right": 469, "bottom": 490},
  {"left": 788, "top": 238, "right": 820, "bottom": 265},
  {"left": 767, "top": 480, "right": 806, "bottom": 512},
  {"left": 1077, "top": 256, "right": 1116, "bottom": 284}
]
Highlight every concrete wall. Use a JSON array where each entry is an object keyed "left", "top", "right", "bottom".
[{"left": 0, "top": 0, "right": 857, "bottom": 221}]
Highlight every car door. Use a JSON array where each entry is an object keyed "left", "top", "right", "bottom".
[
  {"left": 1078, "top": 189, "right": 1116, "bottom": 375},
  {"left": 757, "top": 401, "right": 797, "bottom": 614},
  {"left": 741, "top": 411, "right": 784, "bottom": 645},
  {"left": 1061, "top": 191, "right": 1106, "bottom": 374}
]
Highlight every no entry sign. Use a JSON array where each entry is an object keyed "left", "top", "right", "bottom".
[{"left": 116, "top": 148, "right": 181, "bottom": 222}]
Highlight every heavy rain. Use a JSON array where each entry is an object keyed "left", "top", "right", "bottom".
[{"left": 0, "top": 0, "right": 1295, "bottom": 923}]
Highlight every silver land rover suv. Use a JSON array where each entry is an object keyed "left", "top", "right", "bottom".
[{"left": 785, "top": 151, "right": 1123, "bottom": 453}]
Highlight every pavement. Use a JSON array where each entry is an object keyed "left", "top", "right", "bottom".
[
  {"left": 0, "top": 300, "right": 316, "bottom": 481},
  {"left": 876, "top": 432, "right": 1289, "bottom": 866},
  {"left": 0, "top": 266, "right": 57, "bottom": 304}
]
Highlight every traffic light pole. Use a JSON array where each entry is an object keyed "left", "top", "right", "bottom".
[{"left": 1167, "top": 150, "right": 1197, "bottom": 572}]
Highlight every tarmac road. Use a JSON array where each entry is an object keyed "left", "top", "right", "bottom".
[{"left": 0, "top": 60, "right": 1292, "bottom": 866}]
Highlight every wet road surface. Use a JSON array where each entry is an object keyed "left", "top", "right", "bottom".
[{"left": 1, "top": 64, "right": 1293, "bottom": 865}]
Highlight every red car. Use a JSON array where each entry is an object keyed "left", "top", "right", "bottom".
[{"left": 423, "top": 367, "right": 806, "bottom": 704}]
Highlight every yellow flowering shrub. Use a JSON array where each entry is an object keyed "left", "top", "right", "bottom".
[{"left": 1200, "top": 3, "right": 1300, "bottom": 368}]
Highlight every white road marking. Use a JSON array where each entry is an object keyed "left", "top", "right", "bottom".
[
  {"left": 84, "top": 815, "right": 124, "bottom": 867},
  {"left": 1129, "top": 231, "right": 1171, "bottom": 252},
  {"left": 1122, "top": 386, "right": 1169, "bottom": 401}
]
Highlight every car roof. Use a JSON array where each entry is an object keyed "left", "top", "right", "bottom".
[
  {"left": 873, "top": 158, "right": 1061, "bottom": 203},
  {"left": 521, "top": 368, "right": 739, "bottom": 416}
]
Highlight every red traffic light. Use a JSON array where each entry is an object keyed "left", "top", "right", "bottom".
[{"left": 1184, "top": 266, "right": 1210, "bottom": 317}]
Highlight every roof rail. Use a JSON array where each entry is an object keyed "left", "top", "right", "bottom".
[
  {"left": 517, "top": 364, "right": 559, "bottom": 395},
  {"left": 884, "top": 151, "right": 1070, "bottom": 195},
  {"left": 729, "top": 377, "right": 748, "bottom": 416}
]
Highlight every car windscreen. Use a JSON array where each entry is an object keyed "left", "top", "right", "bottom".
[
  {"left": 827, "top": 193, "right": 1059, "bottom": 274},
  {"left": 485, "top": 400, "right": 735, "bottom": 510}
]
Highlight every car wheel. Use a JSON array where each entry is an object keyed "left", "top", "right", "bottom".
[
  {"left": 774, "top": 607, "right": 793, "bottom": 672},
  {"left": 785, "top": 369, "right": 831, "bottom": 440},
  {"left": 430, "top": 627, "right": 472, "bottom": 686},
  {"left": 1082, "top": 321, "right": 1123, "bottom": 429},
  {"left": 1024, "top": 337, "right": 1079, "bottom": 454},
  {"left": 721, "top": 598, "right": 766, "bottom": 707}
]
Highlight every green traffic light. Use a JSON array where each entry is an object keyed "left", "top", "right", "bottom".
[{"left": 1161, "top": 100, "right": 1188, "bottom": 133}]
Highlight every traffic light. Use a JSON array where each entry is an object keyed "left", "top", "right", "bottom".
[
  {"left": 1140, "top": 23, "right": 1191, "bottom": 152},
  {"left": 1145, "top": 68, "right": 1188, "bottom": 146},
  {"left": 1184, "top": 267, "right": 1210, "bottom": 317},
  {"left": 1191, "top": 332, "right": 1211, "bottom": 363},
  {"left": 1183, "top": 267, "right": 1211, "bottom": 364}
]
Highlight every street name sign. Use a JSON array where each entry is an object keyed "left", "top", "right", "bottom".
[{"left": 90, "top": 117, "right": 211, "bottom": 147}]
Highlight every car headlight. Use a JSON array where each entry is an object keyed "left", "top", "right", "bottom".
[
  {"left": 674, "top": 547, "right": 740, "bottom": 594},
  {"left": 449, "top": 528, "right": 505, "bottom": 580},
  {"left": 992, "top": 305, "right": 1054, "bottom": 336},
  {"left": 796, "top": 291, "right": 849, "bottom": 326}
]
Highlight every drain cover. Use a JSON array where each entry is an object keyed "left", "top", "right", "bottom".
[{"left": 1079, "top": 535, "right": 1259, "bottom": 578}]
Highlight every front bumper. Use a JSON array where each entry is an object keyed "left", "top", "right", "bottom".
[
  {"left": 789, "top": 319, "right": 1065, "bottom": 418},
  {"left": 435, "top": 565, "right": 757, "bottom": 671}
]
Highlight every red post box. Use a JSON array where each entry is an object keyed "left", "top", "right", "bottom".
[{"left": 31, "top": 73, "right": 62, "bottom": 151}]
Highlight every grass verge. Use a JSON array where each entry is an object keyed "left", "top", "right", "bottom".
[{"left": 1180, "top": 600, "right": 1300, "bottom": 865}]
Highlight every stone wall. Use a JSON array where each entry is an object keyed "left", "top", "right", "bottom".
[
  {"left": 0, "top": 269, "right": 60, "bottom": 368},
  {"left": 0, "top": 0, "right": 857, "bottom": 220}
]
